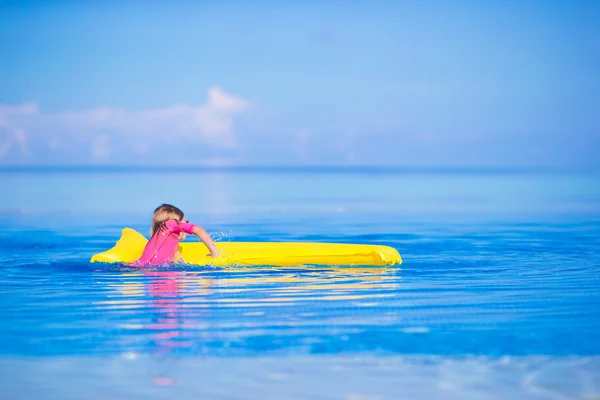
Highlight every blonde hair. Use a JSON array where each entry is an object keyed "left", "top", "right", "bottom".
[{"left": 150, "top": 204, "right": 184, "bottom": 236}]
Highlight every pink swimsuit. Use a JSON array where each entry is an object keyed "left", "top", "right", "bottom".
[{"left": 137, "top": 220, "right": 198, "bottom": 265}]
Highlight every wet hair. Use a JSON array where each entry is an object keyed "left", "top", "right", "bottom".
[{"left": 150, "top": 204, "right": 184, "bottom": 236}]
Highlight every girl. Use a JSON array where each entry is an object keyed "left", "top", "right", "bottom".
[{"left": 137, "top": 204, "right": 221, "bottom": 265}]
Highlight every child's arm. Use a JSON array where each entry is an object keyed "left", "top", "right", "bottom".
[{"left": 192, "top": 225, "right": 221, "bottom": 257}]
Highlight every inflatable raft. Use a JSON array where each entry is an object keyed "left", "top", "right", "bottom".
[{"left": 91, "top": 228, "right": 402, "bottom": 267}]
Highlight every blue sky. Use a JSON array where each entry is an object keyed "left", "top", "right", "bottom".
[{"left": 0, "top": 0, "right": 598, "bottom": 167}]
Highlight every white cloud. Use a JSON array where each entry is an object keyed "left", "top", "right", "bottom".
[
  {"left": 0, "top": 88, "right": 248, "bottom": 162},
  {"left": 294, "top": 128, "right": 310, "bottom": 162},
  {"left": 0, "top": 103, "right": 37, "bottom": 158},
  {"left": 0, "top": 139, "right": 11, "bottom": 159},
  {"left": 91, "top": 135, "right": 110, "bottom": 161},
  {"left": 0, "top": 103, "right": 38, "bottom": 118}
]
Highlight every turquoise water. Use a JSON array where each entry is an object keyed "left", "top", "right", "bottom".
[{"left": 1, "top": 169, "right": 599, "bottom": 399}]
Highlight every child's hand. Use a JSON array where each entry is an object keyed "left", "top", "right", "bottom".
[{"left": 192, "top": 225, "right": 221, "bottom": 259}]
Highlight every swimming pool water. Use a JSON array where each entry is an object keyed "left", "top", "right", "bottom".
[{"left": 1, "top": 169, "right": 599, "bottom": 399}]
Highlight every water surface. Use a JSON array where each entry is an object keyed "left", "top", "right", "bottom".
[{"left": 1, "top": 169, "right": 599, "bottom": 399}]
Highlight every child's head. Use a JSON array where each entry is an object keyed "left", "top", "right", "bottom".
[{"left": 151, "top": 203, "right": 185, "bottom": 236}]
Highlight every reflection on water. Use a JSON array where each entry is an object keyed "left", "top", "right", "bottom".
[{"left": 105, "top": 266, "right": 399, "bottom": 357}]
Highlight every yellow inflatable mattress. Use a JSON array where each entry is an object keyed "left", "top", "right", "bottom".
[{"left": 90, "top": 228, "right": 402, "bottom": 267}]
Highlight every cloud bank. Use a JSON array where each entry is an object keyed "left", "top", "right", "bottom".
[{"left": 0, "top": 88, "right": 248, "bottom": 164}]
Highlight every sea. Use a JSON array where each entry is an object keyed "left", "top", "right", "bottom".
[{"left": 0, "top": 167, "right": 599, "bottom": 399}]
